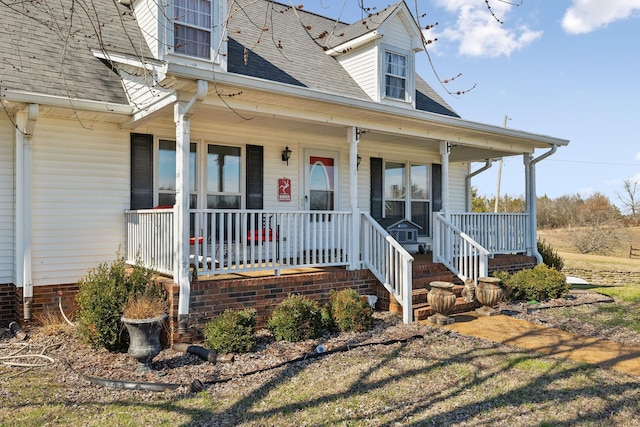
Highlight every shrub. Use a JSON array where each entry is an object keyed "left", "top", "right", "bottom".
[
  {"left": 497, "top": 264, "right": 568, "bottom": 302},
  {"left": 326, "top": 289, "right": 373, "bottom": 332},
  {"left": 537, "top": 238, "right": 564, "bottom": 271},
  {"left": 204, "top": 309, "right": 256, "bottom": 353},
  {"left": 267, "top": 294, "right": 323, "bottom": 342},
  {"left": 75, "top": 252, "right": 156, "bottom": 351}
]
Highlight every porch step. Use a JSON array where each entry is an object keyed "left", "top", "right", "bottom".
[{"left": 413, "top": 296, "right": 478, "bottom": 321}]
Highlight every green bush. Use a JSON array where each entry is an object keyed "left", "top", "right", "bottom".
[
  {"left": 75, "top": 252, "right": 156, "bottom": 351},
  {"left": 204, "top": 309, "right": 256, "bottom": 353},
  {"left": 537, "top": 238, "right": 564, "bottom": 271},
  {"left": 326, "top": 289, "right": 373, "bottom": 332},
  {"left": 267, "top": 294, "right": 323, "bottom": 342},
  {"left": 497, "top": 264, "right": 568, "bottom": 302}
]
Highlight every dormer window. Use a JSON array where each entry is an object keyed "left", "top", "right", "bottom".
[
  {"left": 385, "top": 51, "right": 407, "bottom": 100},
  {"left": 174, "top": 0, "right": 212, "bottom": 59}
]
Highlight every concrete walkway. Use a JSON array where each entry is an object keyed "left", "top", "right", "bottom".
[{"left": 439, "top": 313, "right": 640, "bottom": 377}]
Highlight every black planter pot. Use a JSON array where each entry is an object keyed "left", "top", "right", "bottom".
[{"left": 121, "top": 314, "right": 167, "bottom": 373}]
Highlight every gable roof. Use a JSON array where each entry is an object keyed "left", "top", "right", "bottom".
[{"left": 224, "top": 0, "right": 459, "bottom": 117}]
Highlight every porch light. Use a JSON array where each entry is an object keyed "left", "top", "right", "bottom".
[
  {"left": 357, "top": 155, "right": 362, "bottom": 169},
  {"left": 281, "top": 146, "right": 292, "bottom": 165}
]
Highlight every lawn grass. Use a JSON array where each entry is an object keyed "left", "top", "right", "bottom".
[{"left": 2, "top": 330, "right": 639, "bottom": 426}]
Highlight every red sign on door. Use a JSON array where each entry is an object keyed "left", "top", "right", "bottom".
[{"left": 278, "top": 178, "right": 291, "bottom": 202}]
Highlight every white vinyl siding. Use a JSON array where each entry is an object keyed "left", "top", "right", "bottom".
[
  {"left": 0, "top": 117, "right": 15, "bottom": 284},
  {"left": 337, "top": 46, "right": 379, "bottom": 101},
  {"left": 449, "top": 162, "right": 468, "bottom": 212},
  {"left": 132, "top": 0, "right": 161, "bottom": 58},
  {"left": 30, "top": 118, "right": 129, "bottom": 286},
  {"left": 379, "top": 14, "right": 415, "bottom": 50}
]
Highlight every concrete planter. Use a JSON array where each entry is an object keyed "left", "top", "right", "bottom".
[
  {"left": 121, "top": 314, "right": 167, "bottom": 373},
  {"left": 427, "top": 281, "right": 456, "bottom": 325}
]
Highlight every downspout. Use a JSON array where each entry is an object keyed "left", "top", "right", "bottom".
[
  {"left": 528, "top": 145, "right": 558, "bottom": 263},
  {"left": 174, "top": 80, "right": 208, "bottom": 333},
  {"left": 465, "top": 159, "right": 493, "bottom": 212},
  {"left": 16, "top": 104, "right": 38, "bottom": 321}
]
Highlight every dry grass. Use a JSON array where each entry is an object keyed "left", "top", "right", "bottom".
[
  {"left": 538, "top": 226, "right": 640, "bottom": 271},
  {"left": 33, "top": 309, "right": 74, "bottom": 336},
  {"left": 122, "top": 295, "right": 167, "bottom": 319}
]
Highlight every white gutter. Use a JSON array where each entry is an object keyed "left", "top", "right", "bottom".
[
  {"left": 466, "top": 159, "right": 493, "bottom": 211},
  {"left": 175, "top": 79, "right": 208, "bottom": 333},
  {"left": 528, "top": 145, "right": 558, "bottom": 263},
  {"left": 2, "top": 89, "right": 132, "bottom": 114},
  {"left": 15, "top": 104, "right": 38, "bottom": 321},
  {"left": 165, "top": 65, "right": 570, "bottom": 148}
]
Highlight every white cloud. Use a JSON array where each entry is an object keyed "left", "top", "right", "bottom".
[
  {"left": 562, "top": 0, "right": 640, "bottom": 34},
  {"left": 430, "top": 0, "right": 542, "bottom": 57}
]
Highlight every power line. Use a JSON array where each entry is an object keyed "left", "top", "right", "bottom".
[{"left": 545, "top": 159, "right": 640, "bottom": 167}]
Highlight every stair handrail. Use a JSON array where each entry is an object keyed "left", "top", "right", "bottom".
[
  {"left": 361, "top": 213, "right": 414, "bottom": 323},
  {"left": 433, "top": 212, "right": 489, "bottom": 284}
]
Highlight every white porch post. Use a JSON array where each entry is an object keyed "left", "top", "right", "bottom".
[
  {"left": 174, "top": 103, "right": 191, "bottom": 329},
  {"left": 348, "top": 127, "right": 360, "bottom": 270},
  {"left": 15, "top": 104, "right": 38, "bottom": 321},
  {"left": 173, "top": 80, "right": 208, "bottom": 332},
  {"left": 439, "top": 141, "right": 450, "bottom": 218}
]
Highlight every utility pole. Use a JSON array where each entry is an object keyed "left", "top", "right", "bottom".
[{"left": 494, "top": 115, "right": 511, "bottom": 213}]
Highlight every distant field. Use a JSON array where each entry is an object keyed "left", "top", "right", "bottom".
[{"left": 538, "top": 226, "right": 640, "bottom": 272}]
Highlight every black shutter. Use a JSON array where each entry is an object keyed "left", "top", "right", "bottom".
[
  {"left": 370, "top": 157, "right": 383, "bottom": 219},
  {"left": 246, "top": 144, "right": 263, "bottom": 209},
  {"left": 432, "top": 163, "right": 442, "bottom": 213},
  {"left": 130, "top": 133, "right": 153, "bottom": 209}
]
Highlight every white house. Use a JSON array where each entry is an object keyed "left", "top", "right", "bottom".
[{"left": 0, "top": 0, "right": 568, "bottom": 335}]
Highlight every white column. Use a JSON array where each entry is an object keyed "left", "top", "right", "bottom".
[
  {"left": 174, "top": 102, "right": 192, "bottom": 325},
  {"left": 15, "top": 104, "right": 38, "bottom": 321},
  {"left": 348, "top": 127, "right": 360, "bottom": 270},
  {"left": 439, "top": 141, "right": 450, "bottom": 218},
  {"left": 523, "top": 153, "right": 533, "bottom": 256}
]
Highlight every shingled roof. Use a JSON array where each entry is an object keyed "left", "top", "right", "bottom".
[
  {"left": 0, "top": 0, "right": 147, "bottom": 105},
  {"left": 227, "top": 0, "right": 458, "bottom": 117},
  {"left": 0, "top": 0, "right": 457, "bottom": 117}
]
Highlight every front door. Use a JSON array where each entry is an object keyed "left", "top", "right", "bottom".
[{"left": 303, "top": 150, "right": 340, "bottom": 256}]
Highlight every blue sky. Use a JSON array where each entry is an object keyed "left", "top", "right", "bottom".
[{"left": 300, "top": 1, "right": 640, "bottom": 210}]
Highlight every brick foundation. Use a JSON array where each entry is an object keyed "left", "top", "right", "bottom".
[
  {"left": 2, "top": 254, "right": 536, "bottom": 342},
  {"left": 167, "top": 268, "right": 383, "bottom": 344}
]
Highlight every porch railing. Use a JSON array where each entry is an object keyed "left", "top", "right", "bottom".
[
  {"left": 449, "top": 212, "right": 528, "bottom": 254},
  {"left": 361, "top": 213, "right": 414, "bottom": 323},
  {"left": 433, "top": 212, "right": 489, "bottom": 284},
  {"left": 125, "top": 208, "right": 174, "bottom": 275},
  {"left": 191, "top": 209, "right": 351, "bottom": 275}
]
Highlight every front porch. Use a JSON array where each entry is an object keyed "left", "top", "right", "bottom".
[
  {"left": 154, "top": 251, "right": 534, "bottom": 344},
  {"left": 126, "top": 208, "right": 534, "bottom": 336}
]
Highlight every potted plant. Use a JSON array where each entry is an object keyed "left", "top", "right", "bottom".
[{"left": 121, "top": 283, "right": 168, "bottom": 373}]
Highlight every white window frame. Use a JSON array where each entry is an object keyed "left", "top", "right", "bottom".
[
  {"left": 154, "top": 138, "right": 245, "bottom": 209},
  {"left": 383, "top": 160, "right": 431, "bottom": 236},
  {"left": 380, "top": 45, "right": 414, "bottom": 105},
  {"left": 172, "top": 0, "right": 212, "bottom": 60}
]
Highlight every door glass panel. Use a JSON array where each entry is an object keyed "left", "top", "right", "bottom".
[
  {"left": 410, "top": 164, "right": 429, "bottom": 199},
  {"left": 384, "top": 162, "right": 405, "bottom": 199},
  {"left": 411, "top": 201, "right": 429, "bottom": 236},
  {"left": 207, "top": 144, "right": 241, "bottom": 209},
  {"left": 309, "top": 156, "right": 334, "bottom": 211},
  {"left": 158, "top": 139, "right": 197, "bottom": 207}
]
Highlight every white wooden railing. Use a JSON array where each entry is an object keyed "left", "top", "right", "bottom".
[
  {"left": 125, "top": 209, "right": 352, "bottom": 276},
  {"left": 433, "top": 212, "right": 489, "bottom": 284},
  {"left": 361, "top": 213, "right": 414, "bottom": 323},
  {"left": 125, "top": 208, "right": 174, "bottom": 275},
  {"left": 191, "top": 209, "right": 351, "bottom": 275},
  {"left": 450, "top": 212, "right": 528, "bottom": 254}
]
